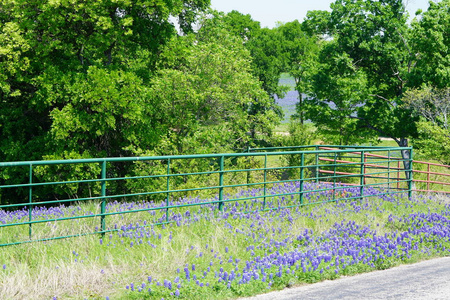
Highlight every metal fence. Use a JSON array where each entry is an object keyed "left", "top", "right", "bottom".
[
  {"left": 412, "top": 159, "right": 450, "bottom": 194},
  {"left": 282, "top": 146, "right": 450, "bottom": 195},
  {"left": 0, "top": 146, "right": 412, "bottom": 247}
]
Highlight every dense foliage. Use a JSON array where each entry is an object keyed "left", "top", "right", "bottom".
[
  {"left": 0, "top": 0, "right": 209, "bottom": 161},
  {"left": 0, "top": 1, "right": 280, "bottom": 204},
  {"left": 294, "top": 0, "right": 449, "bottom": 175},
  {"left": 2, "top": 0, "right": 450, "bottom": 204}
]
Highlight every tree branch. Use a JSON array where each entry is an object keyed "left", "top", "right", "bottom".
[
  {"left": 349, "top": 115, "right": 400, "bottom": 144},
  {"left": 395, "top": 28, "right": 414, "bottom": 74},
  {"left": 391, "top": 66, "right": 404, "bottom": 85},
  {"left": 369, "top": 94, "right": 395, "bottom": 107}
]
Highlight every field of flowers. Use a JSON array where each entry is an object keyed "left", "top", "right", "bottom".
[
  {"left": 1, "top": 182, "right": 450, "bottom": 299},
  {"left": 274, "top": 91, "right": 299, "bottom": 123},
  {"left": 275, "top": 73, "right": 298, "bottom": 123}
]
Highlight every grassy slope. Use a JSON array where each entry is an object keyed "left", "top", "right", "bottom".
[{"left": 1, "top": 187, "right": 450, "bottom": 299}]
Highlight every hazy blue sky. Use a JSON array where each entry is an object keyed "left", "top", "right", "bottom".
[{"left": 210, "top": 0, "right": 437, "bottom": 28}]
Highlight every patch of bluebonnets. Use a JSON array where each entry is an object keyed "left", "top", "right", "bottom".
[{"left": 2, "top": 182, "right": 449, "bottom": 299}]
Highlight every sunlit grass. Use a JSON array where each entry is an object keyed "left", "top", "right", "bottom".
[
  {"left": 274, "top": 123, "right": 289, "bottom": 133},
  {"left": 1, "top": 185, "right": 450, "bottom": 299}
]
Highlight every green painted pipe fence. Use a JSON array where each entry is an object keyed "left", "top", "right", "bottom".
[{"left": 0, "top": 146, "right": 413, "bottom": 247}]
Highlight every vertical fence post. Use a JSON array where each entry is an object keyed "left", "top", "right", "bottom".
[
  {"left": 408, "top": 148, "right": 413, "bottom": 199},
  {"left": 427, "top": 163, "right": 430, "bottom": 192},
  {"left": 28, "top": 164, "right": 33, "bottom": 240},
  {"left": 360, "top": 151, "right": 365, "bottom": 200},
  {"left": 263, "top": 154, "right": 267, "bottom": 210},
  {"left": 363, "top": 153, "right": 367, "bottom": 185},
  {"left": 397, "top": 160, "right": 400, "bottom": 190},
  {"left": 218, "top": 156, "right": 224, "bottom": 211},
  {"left": 246, "top": 146, "right": 251, "bottom": 185},
  {"left": 300, "top": 153, "right": 304, "bottom": 205},
  {"left": 166, "top": 158, "right": 171, "bottom": 223},
  {"left": 333, "top": 152, "right": 337, "bottom": 202},
  {"left": 315, "top": 145, "right": 319, "bottom": 184},
  {"left": 100, "top": 160, "right": 106, "bottom": 236},
  {"left": 388, "top": 150, "right": 391, "bottom": 190}
]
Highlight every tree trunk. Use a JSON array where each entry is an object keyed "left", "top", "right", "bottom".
[{"left": 299, "top": 92, "right": 303, "bottom": 125}]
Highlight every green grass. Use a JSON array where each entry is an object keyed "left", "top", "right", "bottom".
[
  {"left": 1, "top": 189, "right": 450, "bottom": 299},
  {"left": 274, "top": 123, "right": 289, "bottom": 133},
  {"left": 377, "top": 139, "right": 399, "bottom": 148}
]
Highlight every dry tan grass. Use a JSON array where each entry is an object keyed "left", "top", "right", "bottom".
[
  {"left": 0, "top": 215, "right": 232, "bottom": 299},
  {"left": 0, "top": 261, "right": 116, "bottom": 299}
]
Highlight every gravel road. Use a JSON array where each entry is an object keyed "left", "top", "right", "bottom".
[{"left": 240, "top": 257, "right": 450, "bottom": 300}]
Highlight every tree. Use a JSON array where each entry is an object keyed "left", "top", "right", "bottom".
[
  {"left": 409, "top": 0, "right": 450, "bottom": 89},
  {"left": 303, "top": 41, "right": 374, "bottom": 145},
  {"left": 197, "top": 11, "right": 284, "bottom": 143},
  {"left": 277, "top": 20, "right": 319, "bottom": 124},
  {"left": 404, "top": 87, "right": 450, "bottom": 163},
  {"left": 222, "top": 10, "right": 261, "bottom": 42},
  {"left": 221, "top": 11, "right": 287, "bottom": 99},
  {"left": 404, "top": 87, "right": 450, "bottom": 130},
  {"left": 245, "top": 27, "right": 289, "bottom": 100},
  {"left": 0, "top": 0, "right": 210, "bottom": 203},
  {"left": 151, "top": 25, "right": 280, "bottom": 154},
  {"left": 0, "top": 0, "right": 210, "bottom": 162},
  {"left": 301, "top": 10, "right": 332, "bottom": 37},
  {"left": 303, "top": 0, "right": 418, "bottom": 177}
]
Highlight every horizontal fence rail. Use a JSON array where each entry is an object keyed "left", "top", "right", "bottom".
[
  {"left": 0, "top": 146, "right": 412, "bottom": 246},
  {"left": 280, "top": 146, "right": 450, "bottom": 195},
  {"left": 412, "top": 160, "right": 450, "bottom": 194}
]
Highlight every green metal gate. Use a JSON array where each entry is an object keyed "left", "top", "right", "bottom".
[{"left": 0, "top": 146, "right": 412, "bottom": 246}]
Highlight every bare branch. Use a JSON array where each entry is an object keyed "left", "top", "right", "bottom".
[
  {"left": 391, "top": 66, "right": 404, "bottom": 85},
  {"left": 395, "top": 27, "right": 414, "bottom": 74},
  {"left": 369, "top": 94, "right": 395, "bottom": 107},
  {"left": 404, "top": 87, "right": 450, "bottom": 129}
]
